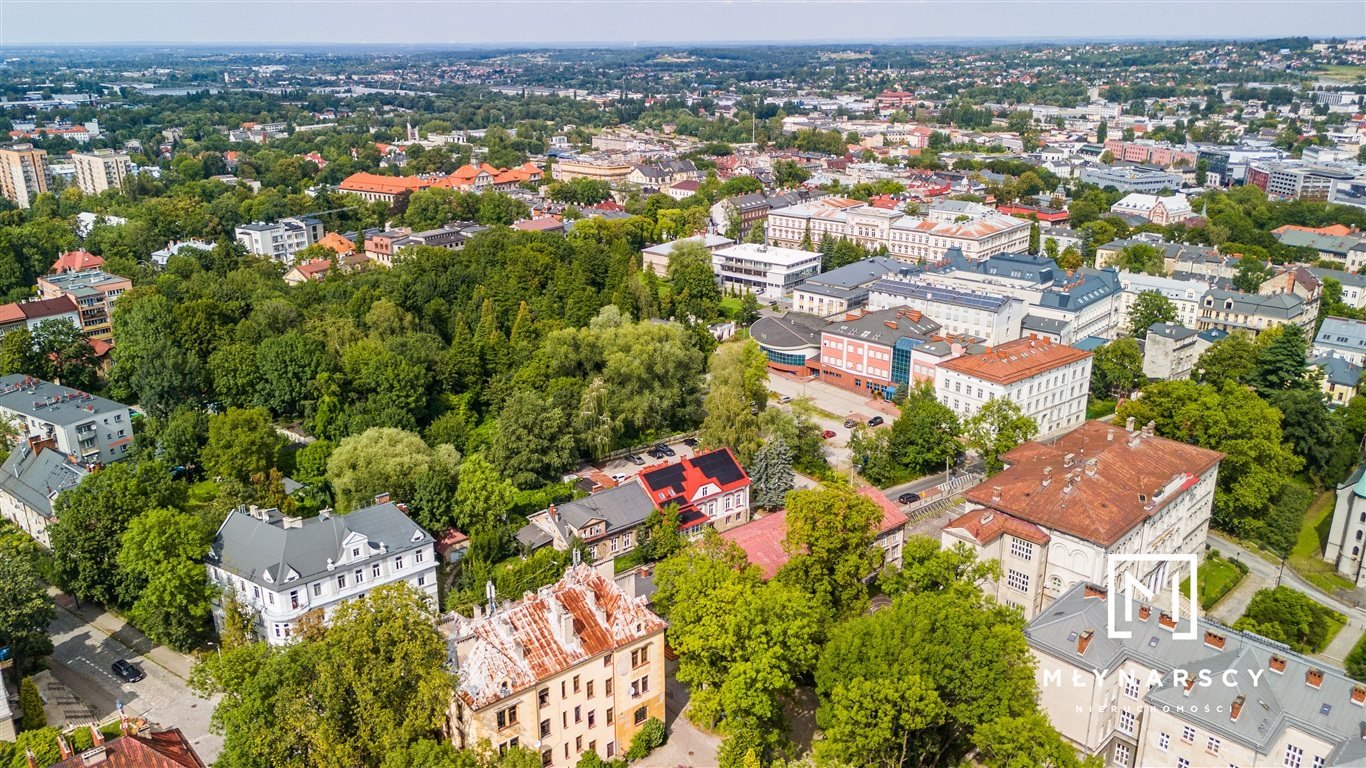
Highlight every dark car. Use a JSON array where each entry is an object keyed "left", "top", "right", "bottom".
[
  {"left": 655, "top": 443, "right": 676, "bottom": 457},
  {"left": 646, "top": 447, "right": 666, "bottom": 459},
  {"left": 625, "top": 453, "right": 646, "bottom": 466},
  {"left": 843, "top": 418, "right": 857, "bottom": 429},
  {"left": 112, "top": 659, "right": 145, "bottom": 683},
  {"left": 868, "top": 416, "right": 885, "bottom": 427},
  {"left": 897, "top": 492, "right": 921, "bottom": 505},
  {"left": 682, "top": 437, "right": 699, "bottom": 448}
]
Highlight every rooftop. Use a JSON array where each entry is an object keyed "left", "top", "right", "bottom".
[
  {"left": 939, "top": 337, "right": 1091, "bottom": 385},
  {"left": 822, "top": 306, "right": 944, "bottom": 345},
  {"left": 0, "top": 374, "right": 128, "bottom": 425},
  {"left": 1316, "top": 316, "right": 1366, "bottom": 354},
  {"left": 49, "top": 727, "right": 206, "bottom": 768}
]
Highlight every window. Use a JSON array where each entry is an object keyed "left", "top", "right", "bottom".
[
  {"left": 415, "top": 550, "right": 425, "bottom": 563},
  {"left": 575, "top": 736, "right": 582, "bottom": 752},
  {"left": 603, "top": 653, "right": 613, "bottom": 668},
  {"left": 1157, "top": 733, "right": 1170, "bottom": 751},
  {"left": 417, "top": 575, "right": 427, "bottom": 587},
  {"left": 541, "top": 749, "right": 552, "bottom": 767},
  {"left": 354, "top": 569, "right": 364, "bottom": 584},
  {"left": 1114, "top": 742, "right": 1130, "bottom": 767},
  {"left": 632, "top": 646, "right": 650, "bottom": 668},
  {"left": 574, "top": 706, "right": 581, "bottom": 724},
  {"left": 395, "top": 555, "right": 404, "bottom": 570},
  {"left": 573, "top": 675, "right": 580, "bottom": 693},
  {"left": 1123, "top": 676, "right": 1140, "bottom": 699},
  {"left": 1118, "top": 710, "right": 1135, "bottom": 735},
  {"left": 605, "top": 679, "right": 613, "bottom": 696},
  {"left": 588, "top": 710, "right": 596, "bottom": 727},
  {"left": 1284, "top": 745, "right": 1303, "bottom": 768},
  {"left": 539, "top": 688, "right": 550, "bottom": 708},
  {"left": 496, "top": 704, "right": 518, "bottom": 730},
  {"left": 352, "top": 547, "right": 361, "bottom": 557},
  {"left": 312, "top": 583, "right": 321, "bottom": 597},
  {"left": 606, "top": 708, "right": 614, "bottom": 725},
  {"left": 1177, "top": 760, "right": 1190, "bottom": 768},
  {"left": 634, "top": 706, "right": 648, "bottom": 725},
  {"left": 497, "top": 738, "right": 519, "bottom": 755},
  {"left": 631, "top": 676, "right": 649, "bottom": 697},
  {"left": 1006, "top": 569, "right": 1030, "bottom": 593},
  {"left": 1313, "top": 756, "right": 1326, "bottom": 768},
  {"left": 372, "top": 563, "right": 381, "bottom": 578},
  {"left": 540, "top": 719, "right": 550, "bottom": 738},
  {"left": 290, "top": 590, "right": 300, "bottom": 609},
  {"left": 587, "top": 680, "right": 594, "bottom": 698},
  {"left": 1181, "top": 726, "right": 1195, "bottom": 744},
  {"left": 1207, "top": 736, "right": 1221, "bottom": 754},
  {"left": 1010, "top": 538, "right": 1033, "bottom": 561}
]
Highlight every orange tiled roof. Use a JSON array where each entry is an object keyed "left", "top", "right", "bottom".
[
  {"left": 52, "top": 250, "right": 105, "bottom": 273},
  {"left": 961, "top": 420, "right": 1224, "bottom": 547},
  {"left": 938, "top": 338, "right": 1091, "bottom": 385},
  {"left": 338, "top": 172, "right": 433, "bottom": 195},
  {"left": 316, "top": 232, "right": 355, "bottom": 255},
  {"left": 944, "top": 506, "right": 1050, "bottom": 546},
  {"left": 50, "top": 728, "right": 206, "bottom": 768}
]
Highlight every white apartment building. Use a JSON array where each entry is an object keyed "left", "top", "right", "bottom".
[
  {"left": 1117, "top": 272, "right": 1208, "bottom": 332},
  {"left": 934, "top": 337, "right": 1094, "bottom": 437},
  {"left": 1313, "top": 316, "right": 1366, "bottom": 366},
  {"left": 766, "top": 198, "right": 1030, "bottom": 263},
  {"left": 71, "top": 149, "right": 132, "bottom": 195},
  {"left": 710, "top": 243, "right": 821, "bottom": 300},
  {"left": 234, "top": 216, "right": 324, "bottom": 264},
  {"left": 944, "top": 418, "right": 1223, "bottom": 621},
  {"left": 1029, "top": 583, "right": 1366, "bottom": 768},
  {"left": 207, "top": 500, "right": 439, "bottom": 645},
  {"left": 867, "top": 280, "right": 1025, "bottom": 345},
  {"left": 0, "top": 374, "right": 133, "bottom": 463}
]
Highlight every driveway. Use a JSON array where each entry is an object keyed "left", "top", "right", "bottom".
[
  {"left": 636, "top": 659, "right": 721, "bottom": 768},
  {"left": 767, "top": 372, "right": 897, "bottom": 469},
  {"left": 46, "top": 596, "right": 222, "bottom": 763}
]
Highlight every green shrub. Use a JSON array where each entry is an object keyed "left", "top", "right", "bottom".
[
  {"left": 17, "top": 677, "right": 44, "bottom": 732},
  {"left": 625, "top": 717, "right": 666, "bottom": 761},
  {"left": 1346, "top": 632, "right": 1366, "bottom": 682}
]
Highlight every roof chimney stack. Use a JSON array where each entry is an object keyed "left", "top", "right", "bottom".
[
  {"left": 991, "top": 485, "right": 1002, "bottom": 503},
  {"left": 1125, "top": 416, "right": 1136, "bottom": 432},
  {"left": 1076, "top": 628, "right": 1094, "bottom": 655}
]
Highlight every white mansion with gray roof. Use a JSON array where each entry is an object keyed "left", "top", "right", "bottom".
[
  {"left": 208, "top": 500, "right": 438, "bottom": 645},
  {"left": 1031, "top": 583, "right": 1366, "bottom": 768}
]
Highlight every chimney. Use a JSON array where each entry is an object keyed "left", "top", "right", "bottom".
[
  {"left": 1138, "top": 605, "right": 1151, "bottom": 621},
  {"left": 1125, "top": 416, "right": 1136, "bottom": 432},
  {"left": 58, "top": 735, "right": 74, "bottom": 759},
  {"left": 548, "top": 503, "right": 558, "bottom": 522},
  {"left": 991, "top": 486, "right": 1002, "bottom": 503},
  {"left": 1042, "top": 466, "right": 1053, "bottom": 487},
  {"left": 1353, "top": 686, "right": 1366, "bottom": 706},
  {"left": 1231, "top": 695, "right": 1245, "bottom": 721},
  {"left": 79, "top": 745, "right": 108, "bottom": 766},
  {"left": 1184, "top": 677, "right": 1196, "bottom": 696},
  {"left": 1142, "top": 420, "right": 1155, "bottom": 438},
  {"left": 26, "top": 749, "right": 37, "bottom": 768},
  {"left": 1203, "top": 630, "right": 1226, "bottom": 650},
  {"left": 1085, "top": 458, "right": 1098, "bottom": 477},
  {"left": 89, "top": 723, "right": 103, "bottom": 747},
  {"left": 1076, "top": 628, "right": 1094, "bottom": 655},
  {"left": 1158, "top": 611, "right": 1177, "bottom": 630},
  {"left": 282, "top": 515, "right": 303, "bottom": 529},
  {"left": 1270, "top": 655, "right": 1287, "bottom": 674},
  {"left": 1083, "top": 584, "right": 1107, "bottom": 600},
  {"left": 119, "top": 713, "right": 132, "bottom": 737},
  {"left": 374, "top": 492, "right": 391, "bottom": 505},
  {"left": 1107, "top": 427, "right": 1115, "bottom": 442},
  {"left": 1308, "top": 668, "right": 1325, "bottom": 689},
  {"left": 1063, "top": 452, "right": 1076, "bottom": 468}
]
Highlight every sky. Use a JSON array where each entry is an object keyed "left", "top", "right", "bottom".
[{"left": 1, "top": 0, "right": 1363, "bottom": 47}]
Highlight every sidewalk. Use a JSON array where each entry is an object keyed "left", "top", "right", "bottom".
[{"left": 49, "top": 588, "right": 196, "bottom": 681}]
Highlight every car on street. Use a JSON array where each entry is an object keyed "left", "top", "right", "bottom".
[
  {"left": 843, "top": 418, "right": 857, "bottom": 428},
  {"left": 111, "top": 659, "right": 145, "bottom": 683},
  {"left": 897, "top": 492, "right": 921, "bottom": 505},
  {"left": 655, "top": 443, "right": 676, "bottom": 457},
  {"left": 868, "top": 416, "right": 884, "bottom": 427},
  {"left": 778, "top": 395, "right": 792, "bottom": 404},
  {"left": 625, "top": 453, "right": 646, "bottom": 465},
  {"left": 821, "top": 429, "right": 836, "bottom": 439}
]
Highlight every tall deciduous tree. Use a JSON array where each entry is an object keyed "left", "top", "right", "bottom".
[
  {"left": 1090, "top": 337, "right": 1145, "bottom": 399},
  {"left": 1127, "top": 290, "right": 1179, "bottom": 336},
  {"left": 667, "top": 240, "right": 722, "bottom": 324},
  {"left": 32, "top": 319, "right": 99, "bottom": 390},
  {"left": 0, "top": 537, "right": 55, "bottom": 674},
  {"left": 699, "top": 339, "right": 770, "bottom": 464},
  {"left": 0, "top": 326, "right": 41, "bottom": 376},
  {"left": 109, "top": 293, "right": 205, "bottom": 417},
  {"left": 779, "top": 484, "right": 883, "bottom": 620},
  {"left": 1194, "top": 333, "right": 1258, "bottom": 387},
  {"left": 964, "top": 398, "right": 1038, "bottom": 474},
  {"left": 452, "top": 453, "right": 516, "bottom": 533},
  {"left": 327, "top": 427, "right": 457, "bottom": 512},
  {"left": 888, "top": 383, "right": 960, "bottom": 476},
  {"left": 491, "top": 391, "right": 576, "bottom": 488},
  {"left": 201, "top": 407, "right": 284, "bottom": 495}
]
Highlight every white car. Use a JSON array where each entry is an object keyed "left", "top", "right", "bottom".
[
  {"left": 778, "top": 395, "right": 793, "bottom": 404},
  {"left": 611, "top": 473, "right": 629, "bottom": 484}
]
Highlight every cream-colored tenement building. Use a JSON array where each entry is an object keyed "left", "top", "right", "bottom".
[
  {"left": 0, "top": 144, "right": 49, "bottom": 208},
  {"left": 72, "top": 149, "right": 133, "bottom": 195},
  {"left": 446, "top": 564, "right": 666, "bottom": 766}
]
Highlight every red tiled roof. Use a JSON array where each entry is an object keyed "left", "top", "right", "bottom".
[
  {"left": 435, "top": 528, "right": 469, "bottom": 556},
  {"left": 855, "top": 486, "right": 911, "bottom": 534},
  {"left": 316, "top": 232, "right": 355, "bottom": 255},
  {"left": 52, "top": 250, "right": 105, "bottom": 273},
  {"left": 338, "top": 172, "right": 433, "bottom": 195},
  {"left": 961, "top": 420, "right": 1224, "bottom": 546},
  {"left": 0, "top": 295, "right": 79, "bottom": 324},
  {"left": 943, "top": 506, "right": 1050, "bottom": 546},
  {"left": 50, "top": 729, "right": 206, "bottom": 768},
  {"left": 513, "top": 216, "right": 564, "bottom": 232},
  {"left": 720, "top": 510, "right": 789, "bottom": 579},
  {"left": 939, "top": 338, "right": 1091, "bottom": 385}
]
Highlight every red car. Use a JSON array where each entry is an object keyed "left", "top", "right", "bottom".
[{"left": 821, "top": 429, "right": 836, "bottom": 439}]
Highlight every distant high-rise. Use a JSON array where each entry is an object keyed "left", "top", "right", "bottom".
[
  {"left": 71, "top": 148, "right": 132, "bottom": 195},
  {"left": 0, "top": 144, "right": 49, "bottom": 208}
]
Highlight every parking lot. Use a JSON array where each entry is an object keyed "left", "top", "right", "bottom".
[
  {"left": 596, "top": 438, "right": 703, "bottom": 483},
  {"left": 767, "top": 371, "right": 899, "bottom": 469}
]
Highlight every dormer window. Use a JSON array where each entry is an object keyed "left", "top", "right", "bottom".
[{"left": 352, "top": 547, "right": 361, "bottom": 557}]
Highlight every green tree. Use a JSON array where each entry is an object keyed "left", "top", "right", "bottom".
[
  {"left": 491, "top": 391, "right": 576, "bottom": 488},
  {"left": 50, "top": 460, "right": 185, "bottom": 606},
  {"left": 667, "top": 240, "right": 723, "bottom": 324},
  {"left": 256, "top": 331, "right": 331, "bottom": 417},
  {"left": 1127, "top": 290, "right": 1179, "bottom": 336},
  {"left": 964, "top": 398, "right": 1038, "bottom": 474},
  {"left": 887, "top": 383, "right": 961, "bottom": 476},
  {"left": 779, "top": 484, "right": 883, "bottom": 620},
  {"left": 748, "top": 435, "right": 794, "bottom": 509},
  {"left": 1194, "top": 334, "right": 1258, "bottom": 387},
  {"left": 201, "top": 407, "right": 284, "bottom": 494},
  {"left": 879, "top": 536, "right": 1000, "bottom": 598},
  {"left": 973, "top": 712, "right": 1105, "bottom": 768},
  {"left": 32, "top": 319, "right": 99, "bottom": 390},
  {"left": 1232, "top": 256, "right": 1274, "bottom": 293},
  {"left": 1233, "top": 586, "right": 1341, "bottom": 653},
  {"left": 1115, "top": 243, "right": 1165, "bottom": 275},
  {"left": 108, "top": 293, "right": 205, "bottom": 418},
  {"left": 17, "top": 677, "right": 45, "bottom": 732},
  {"left": 639, "top": 503, "right": 684, "bottom": 562},
  {"left": 625, "top": 717, "right": 666, "bottom": 761},
  {"left": 1090, "top": 337, "right": 1145, "bottom": 399},
  {"left": 327, "top": 427, "right": 457, "bottom": 512},
  {"left": 0, "top": 539, "right": 54, "bottom": 675},
  {"left": 453, "top": 453, "right": 516, "bottom": 533},
  {"left": 1252, "top": 324, "right": 1311, "bottom": 391},
  {"left": 699, "top": 339, "right": 770, "bottom": 464},
  {"left": 815, "top": 674, "right": 947, "bottom": 768},
  {"left": 0, "top": 326, "right": 41, "bottom": 376}
]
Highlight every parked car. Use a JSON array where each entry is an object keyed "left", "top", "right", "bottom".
[
  {"left": 655, "top": 443, "right": 676, "bottom": 457},
  {"left": 778, "top": 395, "right": 792, "bottom": 404},
  {"left": 112, "top": 659, "right": 145, "bottom": 683},
  {"left": 821, "top": 429, "right": 836, "bottom": 439},
  {"left": 682, "top": 437, "right": 699, "bottom": 448},
  {"left": 611, "top": 473, "right": 629, "bottom": 484},
  {"left": 646, "top": 447, "right": 666, "bottom": 459},
  {"left": 625, "top": 453, "right": 646, "bottom": 466},
  {"left": 868, "top": 416, "right": 885, "bottom": 427},
  {"left": 897, "top": 492, "right": 921, "bottom": 505},
  {"left": 843, "top": 418, "right": 857, "bottom": 428}
]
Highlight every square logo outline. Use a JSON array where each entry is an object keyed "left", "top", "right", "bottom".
[{"left": 1105, "top": 553, "right": 1198, "bottom": 641}]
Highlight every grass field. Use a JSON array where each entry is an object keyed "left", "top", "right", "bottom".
[
  {"left": 1288, "top": 489, "right": 1357, "bottom": 595},
  {"left": 1180, "top": 555, "right": 1247, "bottom": 611},
  {"left": 1314, "top": 65, "right": 1366, "bottom": 83}
]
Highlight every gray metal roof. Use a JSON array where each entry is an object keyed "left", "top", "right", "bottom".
[
  {"left": 0, "top": 374, "right": 129, "bottom": 425},
  {"left": 750, "top": 314, "right": 823, "bottom": 349},
  {"left": 550, "top": 482, "right": 654, "bottom": 541},
  {"left": 797, "top": 256, "right": 903, "bottom": 291},
  {"left": 1037, "top": 268, "right": 1122, "bottom": 312},
  {"left": 870, "top": 279, "right": 1012, "bottom": 312},
  {"left": 0, "top": 445, "right": 87, "bottom": 519},
  {"left": 1306, "top": 267, "right": 1366, "bottom": 290},
  {"left": 1203, "top": 289, "right": 1306, "bottom": 320},
  {"left": 1029, "top": 583, "right": 1366, "bottom": 765},
  {"left": 1147, "top": 322, "right": 1200, "bottom": 341},
  {"left": 824, "top": 306, "right": 943, "bottom": 343},
  {"left": 1316, "top": 317, "right": 1366, "bottom": 356},
  {"left": 1021, "top": 314, "right": 1067, "bottom": 333},
  {"left": 1311, "top": 356, "right": 1363, "bottom": 388},
  {"left": 209, "top": 502, "right": 432, "bottom": 589}
]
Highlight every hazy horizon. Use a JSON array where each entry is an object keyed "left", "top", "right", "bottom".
[{"left": 2, "top": 0, "right": 1362, "bottom": 47}]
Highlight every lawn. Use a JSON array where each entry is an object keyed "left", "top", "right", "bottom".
[
  {"left": 1180, "top": 554, "right": 1247, "bottom": 611},
  {"left": 1287, "top": 489, "right": 1357, "bottom": 595},
  {"left": 1086, "top": 398, "right": 1116, "bottom": 420},
  {"left": 1314, "top": 65, "right": 1366, "bottom": 83}
]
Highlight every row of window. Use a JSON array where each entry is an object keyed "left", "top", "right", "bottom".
[{"left": 1156, "top": 728, "right": 1324, "bottom": 768}]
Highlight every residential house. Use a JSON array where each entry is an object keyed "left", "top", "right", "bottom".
[
  {"left": 445, "top": 564, "right": 666, "bottom": 766},
  {"left": 0, "top": 295, "right": 80, "bottom": 339},
  {"left": 71, "top": 149, "right": 132, "bottom": 195},
  {"left": 1141, "top": 323, "right": 1209, "bottom": 381},
  {"left": 282, "top": 255, "right": 368, "bottom": 286},
  {"left": 47, "top": 724, "right": 206, "bottom": 768},
  {"left": 710, "top": 243, "right": 822, "bottom": 301},
  {"left": 0, "top": 374, "right": 133, "bottom": 463},
  {"left": 1109, "top": 193, "right": 1193, "bottom": 225},
  {"left": 934, "top": 337, "right": 1093, "bottom": 437},
  {"left": 867, "top": 280, "right": 1025, "bottom": 346},
  {"left": 1028, "top": 582, "right": 1366, "bottom": 768},
  {"left": 50, "top": 250, "right": 104, "bottom": 274},
  {"left": 638, "top": 448, "right": 751, "bottom": 535},
  {"left": 1308, "top": 267, "right": 1366, "bottom": 310},
  {"left": 1313, "top": 316, "right": 1366, "bottom": 366},
  {"left": 1259, "top": 265, "right": 1322, "bottom": 320},
  {"left": 1117, "top": 272, "right": 1208, "bottom": 332},
  {"left": 663, "top": 180, "right": 700, "bottom": 200},
  {"left": 0, "top": 144, "right": 49, "bottom": 208},
  {"left": 1311, "top": 356, "right": 1362, "bottom": 406},
  {"left": 235, "top": 216, "right": 324, "bottom": 264},
  {"left": 1273, "top": 228, "right": 1366, "bottom": 269},
  {"left": 520, "top": 483, "right": 655, "bottom": 564},
  {"left": 626, "top": 159, "right": 699, "bottom": 187},
  {"left": 150, "top": 239, "right": 214, "bottom": 268},
  {"left": 0, "top": 436, "right": 89, "bottom": 547},
  {"left": 207, "top": 500, "right": 439, "bottom": 646},
  {"left": 35, "top": 269, "right": 131, "bottom": 341},
  {"left": 946, "top": 418, "right": 1223, "bottom": 620},
  {"left": 710, "top": 191, "right": 812, "bottom": 240},
  {"left": 1196, "top": 289, "right": 1314, "bottom": 339}
]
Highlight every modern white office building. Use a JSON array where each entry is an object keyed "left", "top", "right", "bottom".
[{"left": 709, "top": 243, "right": 821, "bottom": 300}]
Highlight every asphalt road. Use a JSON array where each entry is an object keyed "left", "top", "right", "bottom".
[
  {"left": 1206, "top": 531, "right": 1366, "bottom": 621},
  {"left": 47, "top": 605, "right": 222, "bottom": 762}
]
